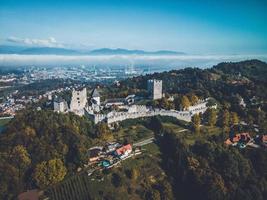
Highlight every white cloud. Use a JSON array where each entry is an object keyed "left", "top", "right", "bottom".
[{"left": 6, "top": 36, "right": 64, "bottom": 48}]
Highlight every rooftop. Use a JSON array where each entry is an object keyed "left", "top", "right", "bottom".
[{"left": 91, "top": 88, "right": 100, "bottom": 98}]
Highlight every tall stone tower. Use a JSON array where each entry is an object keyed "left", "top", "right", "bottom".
[
  {"left": 70, "top": 88, "right": 88, "bottom": 113},
  {"left": 147, "top": 79, "right": 162, "bottom": 100}
]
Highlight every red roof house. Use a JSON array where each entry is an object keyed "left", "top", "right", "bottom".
[{"left": 115, "top": 144, "right": 132, "bottom": 158}]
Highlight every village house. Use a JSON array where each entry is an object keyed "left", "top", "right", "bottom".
[
  {"left": 115, "top": 144, "right": 132, "bottom": 159},
  {"left": 88, "top": 147, "right": 103, "bottom": 162},
  {"left": 104, "top": 142, "right": 121, "bottom": 153},
  {"left": 225, "top": 132, "right": 252, "bottom": 146}
]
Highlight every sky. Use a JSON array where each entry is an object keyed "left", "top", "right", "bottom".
[{"left": 0, "top": 0, "right": 267, "bottom": 54}]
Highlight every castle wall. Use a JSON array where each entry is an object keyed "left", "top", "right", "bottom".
[{"left": 91, "top": 103, "right": 209, "bottom": 125}]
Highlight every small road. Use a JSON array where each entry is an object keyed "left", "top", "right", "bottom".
[
  {"left": 133, "top": 129, "right": 189, "bottom": 147},
  {"left": 0, "top": 116, "right": 14, "bottom": 120},
  {"left": 177, "top": 129, "right": 189, "bottom": 133},
  {"left": 133, "top": 137, "right": 155, "bottom": 147}
]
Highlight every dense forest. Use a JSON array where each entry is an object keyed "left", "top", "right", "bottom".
[
  {"left": 0, "top": 110, "right": 95, "bottom": 199},
  {"left": 159, "top": 127, "right": 267, "bottom": 200}
]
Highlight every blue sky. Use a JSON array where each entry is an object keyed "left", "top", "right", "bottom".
[{"left": 0, "top": 0, "right": 267, "bottom": 54}]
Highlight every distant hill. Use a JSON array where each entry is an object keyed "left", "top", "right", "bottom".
[
  {"left": 89, "top": 48, "right": 185, "bottom": 55},
  {"left": 0, "top": 45, "right": 27, "bottom": 54},
  {"left": 0, "top": 45, "right": 185, "bottom": 55},
  {"left": 20, "top": 47, "right": 79, "bottom": 55}
]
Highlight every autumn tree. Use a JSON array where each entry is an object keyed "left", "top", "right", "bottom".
[
  {"left": 181, "top": 95, "right": 191, "bottom": 110},
  {"left": 34, "top": 159, "right": 67, "bottom": 188},
  {"left": 222, "top": 110, "right": 230, "bottom": 133},
  {"left": 192, "top": 114, "right": 201, "bottom": 134},
  {"left": 159, "top": 97, "right": 174, "bottom": 110},
  {"left": 231, "top": 112, "right": 239, "bottom": 126},
  {"left": 190, "top": 94, "right": 199, "bottom": 105},
  {"left": 129, "top": 168, "right": 139, "bottom": 181},
  {"left": 207, "top": 108, "right": 217, "bottom": 127},
  {"left": 11, "top": 145, "right": 31, "bottom": 181}
]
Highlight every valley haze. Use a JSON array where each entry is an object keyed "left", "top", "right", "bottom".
[{"left": 1, "top": 53, "right": 267, "bottom": 72}]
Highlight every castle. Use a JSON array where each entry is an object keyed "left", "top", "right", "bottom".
[
  {"left": 54, "top": 80, "right": 214, "bottom": 125},
  {"left": 54, "top": 88, "right": 90, "bottom": 116}
]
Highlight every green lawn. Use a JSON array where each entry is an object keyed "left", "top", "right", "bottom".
[
  {"left": 163, "top": 122, "right": 185, "bottom": 133},
  {"left": 142, "top": 143, "right": 161, "bottom": 157},
  {"left": 0, "top": 118, "right": 11, "bottom": 126},
  {"left": 0, "top": 118, "right": 11, "bottom": 133},
  {"left": 114, "top": 124, "right": 154, "bottom": 143},
  {"left": 163, "top": 122, "right": 222, "bottom": 145}
]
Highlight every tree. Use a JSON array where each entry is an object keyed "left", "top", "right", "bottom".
[
  {"left": 149, "top": 116, "right": 163, "bottom": 135},
  {"left": 192, "top": 114, "right": 201, "bottom": 134},
  {"left": 231, "top": 112, "right": 239, "bottom": 125},
  {"left": 95, "top": 122, "right": 113, "bottom": 141},
  {"left": 190, "top": 94, "right": 199, "bottom": 105},
  {"left": 181, "top": 95, "right": 191, "bottom": 110},
  {"left": 222, "top": 110, "right": 230, "bottom": 133},
  {"left": 11, "top": 145, "right": 31, "bottom": 181},
  {"left": 111, "top": 173, "right": 123, "bottom": 188},
  {"left": 34, "top": 159, "right": 67, "bottom": 188},
  {"left": 150, "top": 190, "right": 161, "bottom": 200},
  {"left": 129, "top": 168, "right": 139, "bottom": 181},
  {"left": 207, "top": 108, "right": 217, "bottom": 127},
  {"left": 11, "top": 145, "right": 31, "bottom": 169},
  {"left": 207, "top": 98, "right": 217, "bottom": 107}
]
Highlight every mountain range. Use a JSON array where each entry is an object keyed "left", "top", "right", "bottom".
[{"left": 0, "top": 45, "right": 185, "bottom": 56}]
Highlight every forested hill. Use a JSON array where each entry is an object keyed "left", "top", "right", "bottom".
[
  {"left": 213, "top": 59, "right": 267, "bottom": 82},
  {"left": 119, "top": 59, "right": 267, "bottom": 103}
]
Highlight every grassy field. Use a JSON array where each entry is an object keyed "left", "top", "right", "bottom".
[
  {"left": 0, "top": 118, "right": 11, "bottom": 133},
  {"left": 114, "top": 124, "right": 154, "bottom": 143},
  {"left": 0, "top": 118, "right": 11, "bottom": 126},
  {"left": 162, "top": 122, "right": 222, "bottom": 145}
]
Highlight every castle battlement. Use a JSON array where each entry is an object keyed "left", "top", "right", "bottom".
[{"left": 90, "top": 100, "right": 209, "bottom": 125}]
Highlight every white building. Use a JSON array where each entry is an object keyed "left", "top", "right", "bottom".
[{"left": 147, "top": 79, "right": 162, "bottom": 100}]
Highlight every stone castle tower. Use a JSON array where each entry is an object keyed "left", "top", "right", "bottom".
[
  {"left": 70, "top": 88, "right": 88, "bottom": 113},
  {"left": 147, "top": 79, "right": 162, "bottom": 100}
]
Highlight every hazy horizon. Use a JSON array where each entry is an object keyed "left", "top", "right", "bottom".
[{"left": 1, "top": 54, "right": 267, "bottom": 71}]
